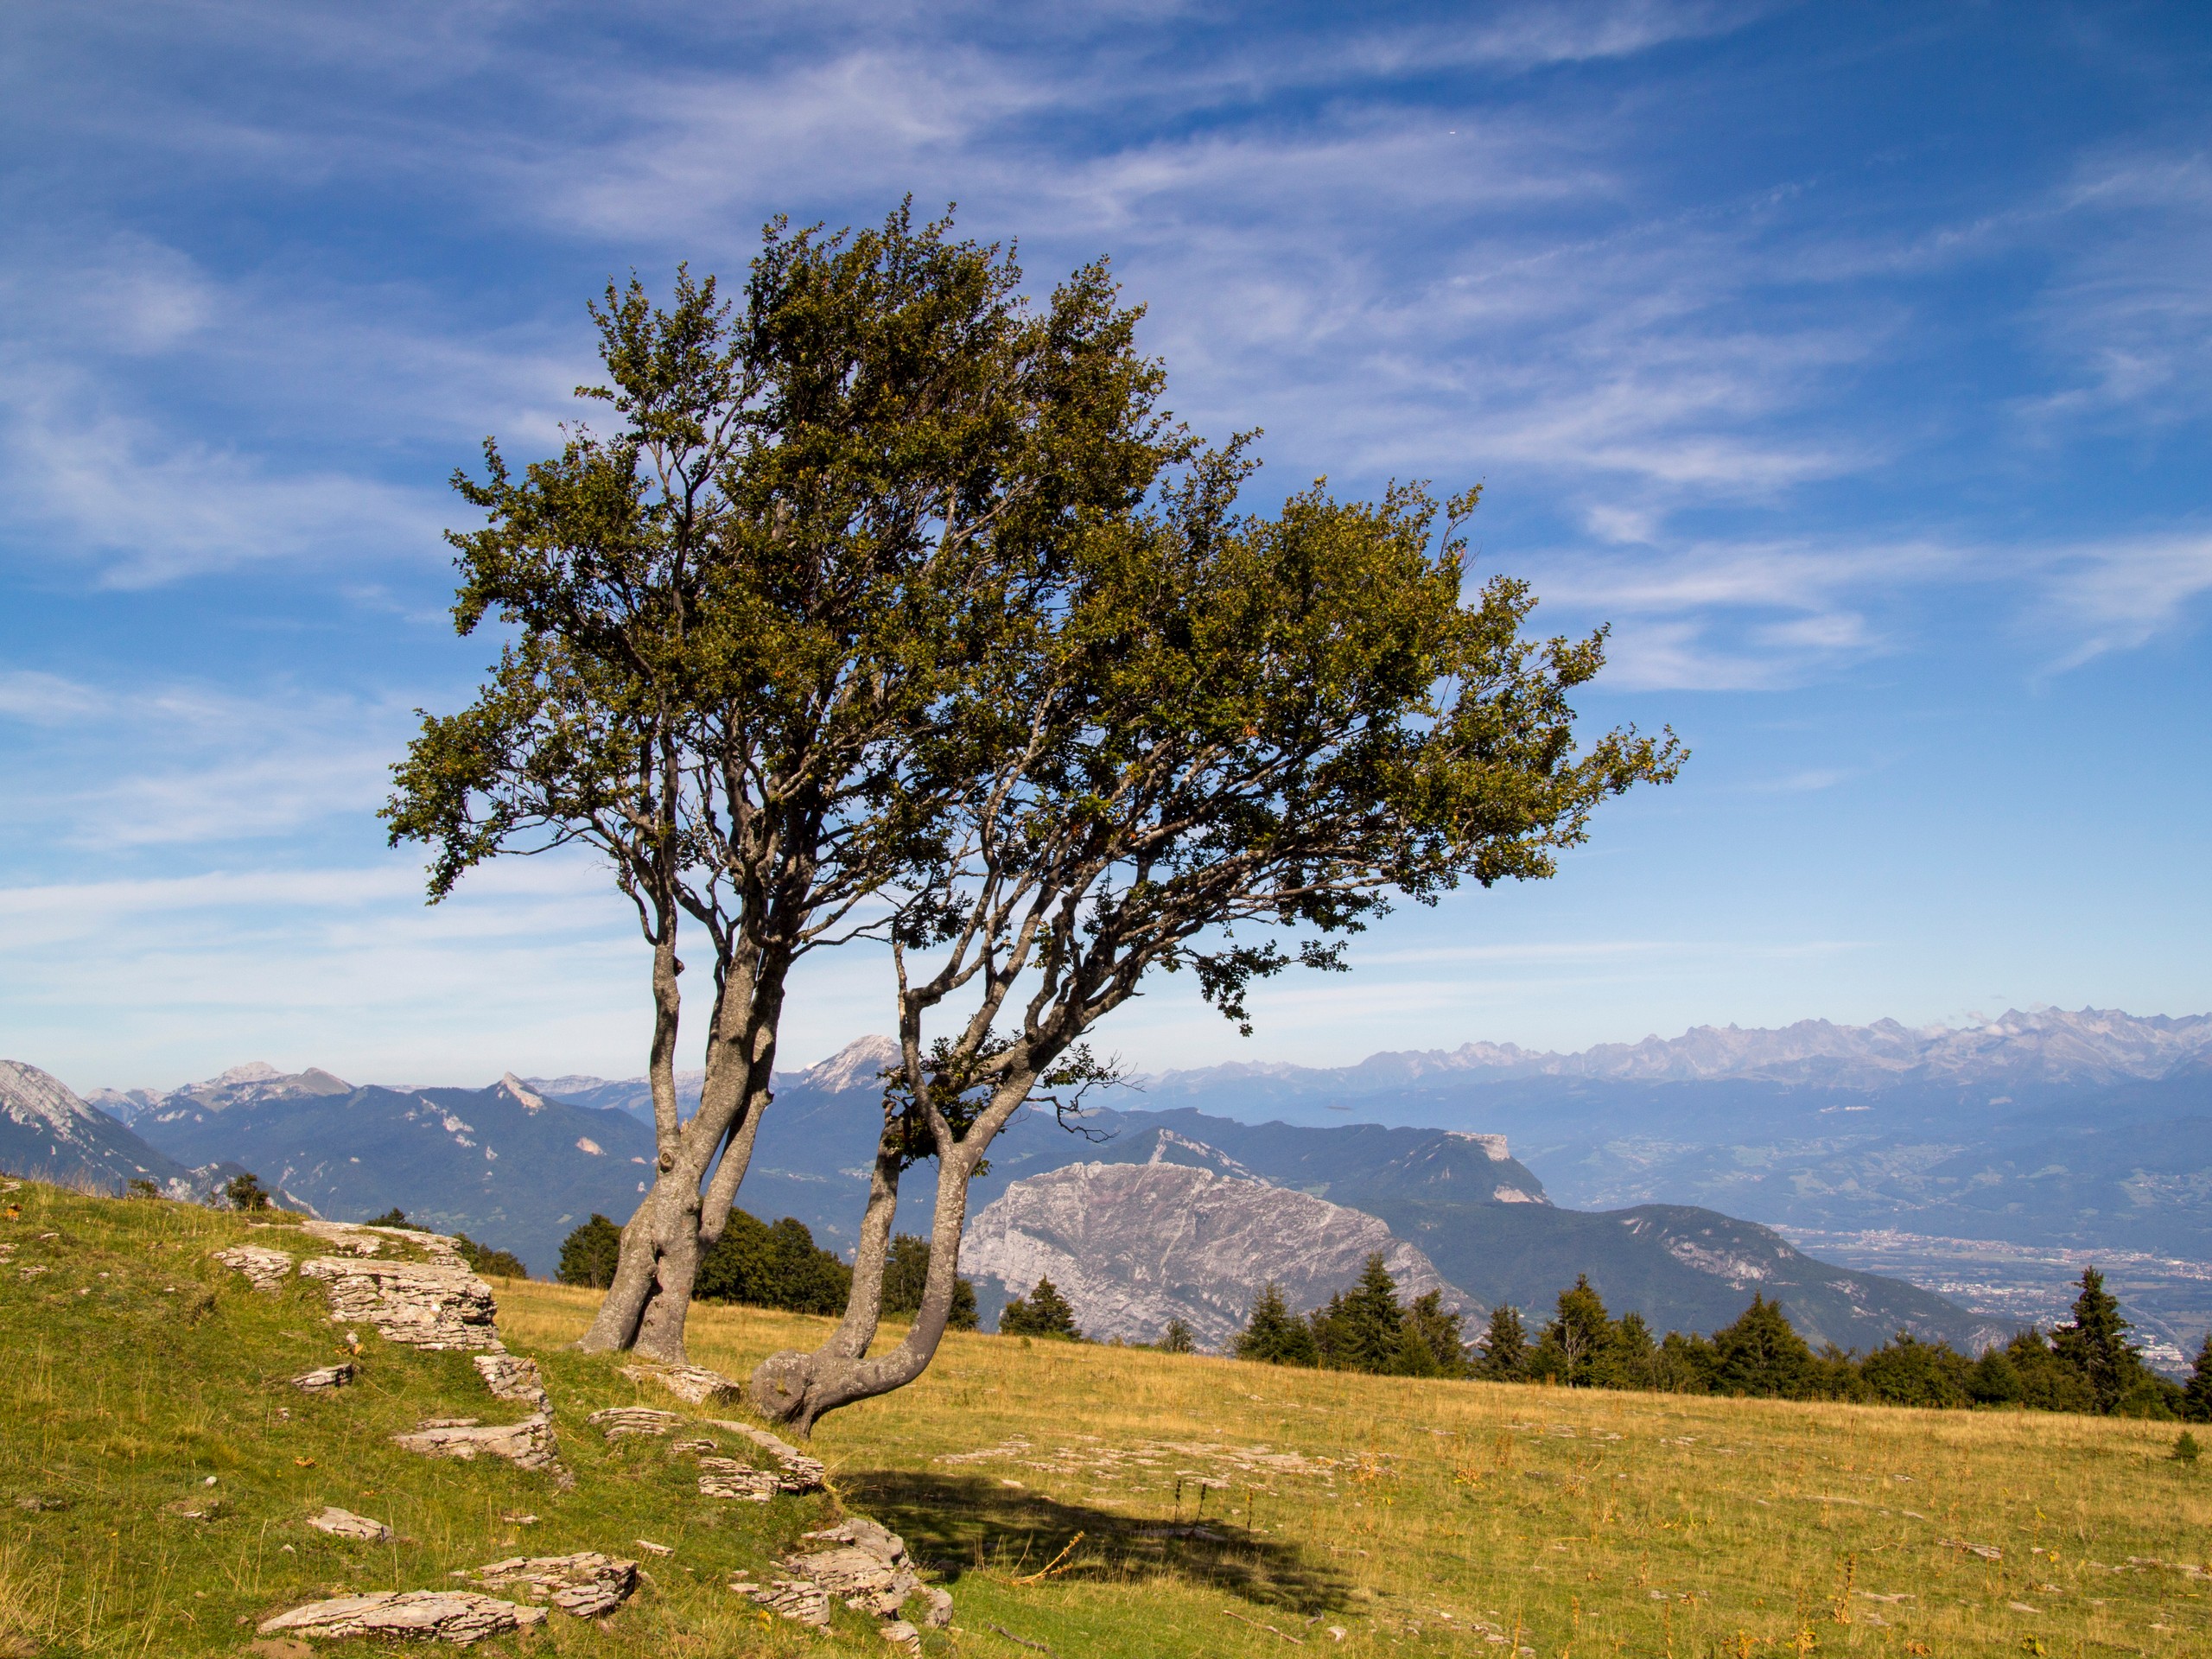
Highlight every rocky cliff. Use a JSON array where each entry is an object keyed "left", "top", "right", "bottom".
[{"left": 959, "top": 1159, "right": 1473, "bottom": 1349}]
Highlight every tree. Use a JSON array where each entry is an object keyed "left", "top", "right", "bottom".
[
  {"left": 2005, "top": 1327, "right": 2098, "bottom": 1414},
  {"left": 1967, "top": 1345, "right": 2024, "bottom": 1407},
  {"left": 2050, "top": 1268, "right": 2149, "bottom": 1414},
  {"left": 1402, "top": 1289, "right": 1469, "bottom": 1378},
  {"left": 999, "top": 1277, "right": 1082, "bottom": 1339},
  {"left": 2182, "top": 1332, "right": 2212, "bottom": 1424},
  {"left": 1707, "top": 1296, "right": 1817, "bottom": 1399},
  {"left": 1472, "top": 1304, "right": 1529, "bottom": 1381},
  {"left": 1235, "top": 1282, "right": 1319, "bottom": 1367},
  {"left": 882, "top": 1234, "right": 978, "bottom": 1331},
  {"left": 223, "top": 1173, "right": 270, "bottom": 1213},
  {"left": 1532, "top": 1276, "right": 1618, "bottom": 1388},
  {"left": 747, "top": 452, "right": 1681, "bottom": 1430},
  {"left": 1160, "top": 1318, "right": 1198, "bottom": 1354},
  {"left": 385, "top": 206, "right": 1182, "bottom": 1366},
  {"left": 1313, "top": 1255, "right": 1412, "bottom": 1374},
  {"left": 1859, "top": 1333, "right": 1971, "bottom": 1408},
  {"left": 558, "top": 1215, "right": 624, "bottom": 1289},
  {"left": 694, "top": 1211, "right": 852, "bottom": 1314},
  {"left": 454, "top": 1234, "right": 531, "bottom": 1279}
]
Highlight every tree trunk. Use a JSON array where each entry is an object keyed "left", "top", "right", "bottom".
[
  {"left": 747, "top": 1134, "right": 980, "bottom": 1434},
  {"left": 573, "top": 946, "right": 784, "bottom": 1363}
]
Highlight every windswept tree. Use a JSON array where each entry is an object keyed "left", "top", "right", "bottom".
[
  {"left": 747, "top": 454, "right": 1681, "bottom": 1430},
  {"left": 385, "top": 207, "right": 1181, "bottom": 1363}
]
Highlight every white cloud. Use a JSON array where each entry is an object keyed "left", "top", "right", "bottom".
[{"left": 2032, "top": 531, "right": 2212, "bottom": 668}]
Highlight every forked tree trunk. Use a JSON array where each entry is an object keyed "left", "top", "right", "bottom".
[
  {"left": 574, "top": 950, "right": 788, "bottom": 1363},
  {"left": 747, "top": 1101, "right": 1006, "bottom": 1433}
]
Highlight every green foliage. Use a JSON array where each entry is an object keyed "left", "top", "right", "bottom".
[
  {"left": 2183, "top": 1331, "right": 2212, "bottom": 1423},
  {"left": 694, "top": 1212, "right": 852, "bottom": 1315},
  {"left": 124, "top": 1178, "right": 160, "bottom": 1199},
  {"left": 1159, "top": 1318, "right": 1197, "bottom": 1354},
  {"left": 1531, "top": 1274, "right": 1620, "bottom": 1388},
  {"left": 454, "top": 1233, "right": 530, "bottom": 1279},
  {"left": 2050, "top": 1268, "right": 2151, "bottom": 1414},
  {"left": 1235, "top": 1281, "right": 1318, "bottom": 1367},
  {"left": 366, "top": 1206, "right": 425, "bottom": 1230},
  {"left": 1967, "top": 1345, "right": 2024, "bottom": 1406},
  {"left": 1000, "top": 1277, "right": 1084, "bottom": 1340},
  {"left": 1313, "top": 1255, "right": 1414, "bottom": 1374},
  {"left": 881, "top": 1233, "right": 979, "bottom": 1331},
  {"left": 557, "top": 1213, "right": 624, "bottom": 1289},
  {"left": 1473, "top": 1303, "right": 1529, "bottom": 1380},
  {"left": 1402, "top": 1289, "right": 1470, "bottom": 1378},
  {"left": 1708, "top": 1295, "right": 1820, "bottom": 1400},
  {"left": 221, "top": 1172, "right": 270, "bottom": 1212},
  {"left": 1860, "top": 1332, "right": 1974, "bottom": 1408},
  {"left": 2175, "top": 1429, "right": 2202, "bottom": 1462}
]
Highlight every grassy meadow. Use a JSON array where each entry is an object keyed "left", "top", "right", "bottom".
[{"left": 3, "top": 1182, "right": 2207, "bottom": 1658}]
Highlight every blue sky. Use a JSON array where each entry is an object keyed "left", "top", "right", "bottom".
[{"left": 3, "top": 1, "right": 2209, "bottom": 1091}]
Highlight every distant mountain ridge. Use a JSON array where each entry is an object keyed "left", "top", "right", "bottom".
[{"left": 1151, "top": 1007, "right": 2212, "bottom": 1096}]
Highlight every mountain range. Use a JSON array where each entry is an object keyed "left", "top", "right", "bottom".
[{"left": 10, "top": 1006, "right": 2204, "bottom": 1362}]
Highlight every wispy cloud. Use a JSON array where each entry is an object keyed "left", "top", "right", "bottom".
[{"left": 2030, "top": 531, "right": 2212, "bottom": 668}]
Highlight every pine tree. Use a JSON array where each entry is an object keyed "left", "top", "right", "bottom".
[
  {"left": 999, "top": 1276, "right": 1083, "bottom": 1339},
  {"left": 1236, "top": 1283, "right": 1319, "bottom": 1367},
  {"left": 1473, "top": 1304, "right": 1529, "bottom": 1380},
  {"left": 223, "top": 1173, "right": 270, "bottom": 1213},
  {"left": 2050, "top": 1268, "right": 2148, "bottom": 1414},
  {"left": 1312, "top": 1255, "right": 1407, "bottom": 1374},
  {"left": 1967, "top": 1345, "right": 2024, "bottom": 1407},
  {"left": 1707, "top": 1295, "right": 1816, "bottom": 1399},
  {"left": 2183, "top": 1332, "right": 2212, "bottom": 1424},
  {"left": 1859, "top": 1332, "right": 1971, "bottom": 1408},
  {"left": 557, "top": 1214, "right": 624, "bottom": 1289},
  {"left": 1531, "top": 1275, "right": 1618, "bottom": 1388},
  {"left": 1611, "top": 1312, "right": 1659, "bottom": 1391},
  {"left": 1160, "top": 1318, "right": 1197, "bottom": 1354},
  {"left": 1402, "top": 1289, "right": 1468, "bottom": 1377}
]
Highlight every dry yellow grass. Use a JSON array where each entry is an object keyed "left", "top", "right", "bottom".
[{"left": 504, "top": 1279, "right": 2212, "bottom": 1658}]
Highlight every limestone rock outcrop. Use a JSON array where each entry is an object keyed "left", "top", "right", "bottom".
[
  {"left": 306, "top": 1505, "right": 391, "bottom": 1541},
  {"left": 299, "top": 1255, "right": 499, "bottom": 1351},
  {"left": 471, "top": 1551, "right": 638, "bottom": 1618},
  {"left": 394, "top": 1413, "right": 563, "bottom": 1476},
  {"left": 213, "top": 1245, "right": 295, "bottom": 1294},
  {"left": 257, "top": 1591, "right": 545, "bottom": 1644},
  {"left": 961, "top": 1158, "right": 1472, "bottom": 1348}
]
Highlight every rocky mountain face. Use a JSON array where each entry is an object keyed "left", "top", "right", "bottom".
[
  {"left": 0, "top": 1060, "right": 197, "bottom": 1194},
  {"left": 117, "top": 1066, "right": 658, "bottom": 1275},
  {"left": 960, "top": 1158, "right": 1473, "bottom": 1349}
]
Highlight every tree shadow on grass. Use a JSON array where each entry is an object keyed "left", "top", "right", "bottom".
[{"left": 837, "top": 1470, "right": 1354, "bottom": 1617}]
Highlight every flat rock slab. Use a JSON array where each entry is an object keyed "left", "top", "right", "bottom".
[
  {"left": 259, "top": 1591, "right": 546, "bottom": 1644},
  {"left": 300, "top": 1257, "right": 500, "bottom": 1351},
  {"left": 785, "top": 1546, "right": 921, "bottom": 1618},
  {"left": 697, "top": 1459, "right": 778, "bottom": 1502},
  {"left": 395, "top": 1413, "right": 564, "bottom": 1478},
  {"left": 473, "top": 1353, "right": 547, "bottom": 1408},
  {"left": 729, "top": 1577, "right": 830, "bottom": 1627},
  {"left": 620, "top": 1362, "right": 741, "bottom": 1406},
  {"left": 473, "top": 1551, "right": 639, "bottom": 1618},
  {"left": 704, "top": 1417, "right": 827, "bottom": 1491},
  {"left": 587, "top": 1406, "right": 681, "bottom": 1440},
  {"left": 214, "top": 1245, "right": 295, "bottom": 1294},
  {"left": 306, "top": 1505, "right": 391, "bottom": 1542},
  {"left": 291, "top": 1363, "right": 355, "bottom": 1392}
]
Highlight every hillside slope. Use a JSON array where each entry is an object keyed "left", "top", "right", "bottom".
[{"left": 0, "top": 1058, "right": 197, "bottom": 1193}]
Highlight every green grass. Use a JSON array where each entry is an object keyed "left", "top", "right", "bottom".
[{"left": 5, "top": 1180, "right": 2209, "bottom": 1657}]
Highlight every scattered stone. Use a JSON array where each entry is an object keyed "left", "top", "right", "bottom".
[
  {"left": 697, "top": 1460, "right": 779, "bottom": 1502},
  {"left": 162, "top": 1497, "right": 226, "bottom": 1521},
  {"left": 918, "top": 1586, "right": 954, "bottom": 1628},
  {"left": 257, "top": 1591, "right": 546, "bottom": 1644},
  {"left": 15, "top": 1495, "right": 67, "bottom": 1512},
  {"left": 291, "top": 1363, "right": 355, "bottom": 1392},
  {"left": 620, "top": 1361, "right": 741, "bottom": 1406},
  {"left": 779, "top": 1517, "right": 938, "bottom": 1624},
  {"left": 474, "top": 1352, "right": 547, "bottom": 1408},
  {"left": 474, "top": 1552, "right": 639, "bottom": 1618},
  {"left": 882, "top": 1618, "right": 922, "bottom": 1651},
  {"left": 16, "top": 1265, "right": 46, "bottom": 1279},
  {"left": 587, "top": 1406, "right": 681, "bottom": 1440},
  {"left": 213, "top": 1244, "right": 294, "bottom": 1293},
  {"left": 670, "top": 1437, "right": 719, "bottom": 1455},
  {"left": 634, "top": 1538, "right": 675, "bottom": 1556},
  {"left": 299, "top": 1222, "right": 381, "bottom": 1256},
  {"left": 299, "top": 1257, "right": 500, "bottom": 1351},
  {"left": 306, "top": 1505, "right": 391, "bottom": 1542},
  {"left": 394, "top": 1413, "right": 564, "bottom": 1478},
  {"left": 499, "top": 1512, "right": 538, "bottom": 1527},
  {"left": 704, "top": 1417, "right": 828, "bottom": 1491},
  {"left": 731, "top": 1576, "right": 830, "bottom": 1626},
  {"left": 1939, "top": 1538, "right": 2003, "bottom": 1562}
]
